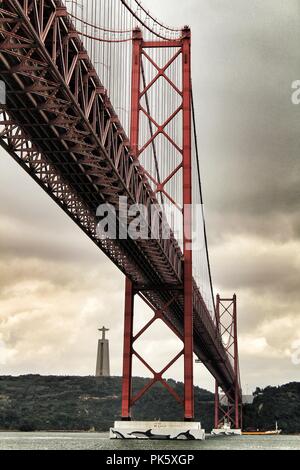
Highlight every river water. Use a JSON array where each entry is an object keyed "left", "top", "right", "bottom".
[{"left": 0, "top": 432, "right": 299, "bottom": 450}]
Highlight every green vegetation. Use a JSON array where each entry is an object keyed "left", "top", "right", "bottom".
[
  {"left": 1, "top": 376, "right": 299, "bottom": 433},
  {"left": 0, "top": 375, "right": 214, "bottom": 432},
  {"left": 243, "top": 382, "right": 300, "bottom": 434}
]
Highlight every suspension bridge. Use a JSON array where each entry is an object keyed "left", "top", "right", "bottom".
[{"left": 0, "top": 0, "right": 242, "bottom": 438}]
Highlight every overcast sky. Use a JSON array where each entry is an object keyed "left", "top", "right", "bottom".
[{"left": 0, "top": 0, "right": 300, "bottom": 394}]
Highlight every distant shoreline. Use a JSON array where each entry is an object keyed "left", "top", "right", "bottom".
[{"left": 0, "top": 430, "right": 109, "bottom": 433}]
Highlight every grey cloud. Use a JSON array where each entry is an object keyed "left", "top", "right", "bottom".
[{"left": 212, "top": 242, "right": 300, "bottom": 296}]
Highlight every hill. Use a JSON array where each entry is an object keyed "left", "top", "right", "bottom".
[
  {"left": 0, "top": 375, "right": 214, "bottom": 432},
  {"left": 243, "top": 382, "right": 300, "bottom": 434},
  {"left": 1, "top": 376, "right": 299, "bottom": 433}
]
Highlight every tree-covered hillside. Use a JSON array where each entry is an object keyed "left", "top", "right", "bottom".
[
  {"left": 243, "top": 382, "right": 300, "bottom": 434},
  {"left": 0, "top": 375, "right": 214, "bottom": 432},
  {"left": 1, "top": 376, "right": 299, "bottom": 433}
]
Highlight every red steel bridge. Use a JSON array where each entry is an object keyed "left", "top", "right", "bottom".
[{"left": 0, "top": 0, "right": 242, "bottom": 427}]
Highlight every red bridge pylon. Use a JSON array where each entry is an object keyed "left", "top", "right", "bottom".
[
  {"left": 214, "top": 295, "right": 242, "bottom": 429},
  {"left": 121, "top": 26, "right": 194, "bottom": 421}
]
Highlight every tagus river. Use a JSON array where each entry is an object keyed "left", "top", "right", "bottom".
[{"left": 0, "top": 432, "right": 299, "bottom": 450}]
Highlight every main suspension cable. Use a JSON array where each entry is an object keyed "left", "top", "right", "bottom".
[
  {"left": 133, "top": 0, "right": 182, "bottom": 32},
  {"left": 72, "top": 30, "right": 132, "bottom": 43},
  {"left": 191, "top": 87, "right": 216, "bottom": 316},
  {"left": 120, "top": 0, "right": 181, "bottom": 41},
  {"left": 67, "top": 0, "right": 182, "bottom": 42},
  {"left": 68, "top": 12, "right": 133, "bottom": 34}
]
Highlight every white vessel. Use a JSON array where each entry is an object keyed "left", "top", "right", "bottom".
[{"left": 211, "top": 419, "right": 241, "bottom": 436}]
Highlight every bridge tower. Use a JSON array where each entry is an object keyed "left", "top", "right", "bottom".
[
  {"left": 214, "top": 295, "right": 242, "bottom": 432},
  {"left": 121, "top": 26, "right": 194, "bottom": 422}
]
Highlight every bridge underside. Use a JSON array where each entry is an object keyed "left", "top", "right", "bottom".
[{"left": 0, "top": 0, "right": 241, "bottom": 418}]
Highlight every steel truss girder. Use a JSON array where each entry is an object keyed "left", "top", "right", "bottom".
[{"left": 0, "top": 0, "right": 182, "bottom": 288}]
